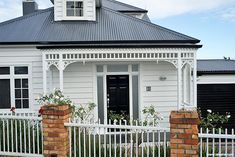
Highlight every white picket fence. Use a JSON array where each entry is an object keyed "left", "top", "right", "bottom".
[
  {"left": 65, "top": 119, "right": 170, "bottom": 157},
  {"left": 199, "top": 128, "right": 235, "bottom": 157},
  {"left": 0, "top": 114, "right": 43, "bottom": 157}
]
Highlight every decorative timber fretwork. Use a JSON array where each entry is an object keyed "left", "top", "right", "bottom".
[{"left": 42, "top": 48, "right": 197, "bottom": 71}]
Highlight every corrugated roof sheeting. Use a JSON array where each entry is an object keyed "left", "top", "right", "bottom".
[
  {"left": 102, "top": 0, "right": 147, "bottom": 12},
  {"left": 198, "top": 60, "right": 235, "bottom": 72},
  {"left": 0, "top": 7, "right": 198, "bottom": 43}
]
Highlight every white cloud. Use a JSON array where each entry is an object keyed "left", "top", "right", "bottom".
[
  {"left": 0, "top": 0, "right": 52, "bottom": 22},
  {"left": 220, "top": 7, "right": 235, "bottom": 22},
  {"left": 0, "top": 0, "right": 22, "bottom": 22},
  {"left": 0, "top": 0, "right": 235, "bottom": 22},
  {"left": 118, "top": 0, "right": 235, "bottom": 19}
]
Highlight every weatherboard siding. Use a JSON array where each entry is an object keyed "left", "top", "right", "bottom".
[
  {"left": 0, "top": 48, "right": 43, "bottom": 111},
  {"left": 140, "top": 62, "right": 178, "bottom": 127},
  {"left": 85, "top": 0, "right": 96, "bottom": 20},
  {"left": 54, "top": 0, "right": 63, "bottom": 21},
  {"left": 51, "top": 62, "right": 94, "bottom": 104}
]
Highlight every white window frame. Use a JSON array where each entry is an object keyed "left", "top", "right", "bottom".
[
  {"left": 63, "top": 0, "right": 86, "bottom": 20},
  {"left": 0, "top": 64, "right": 32, "bottom": 112}
]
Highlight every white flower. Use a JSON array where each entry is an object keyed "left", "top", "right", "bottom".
[
  {"left": 36, "top": 96, "right": 40, "bottom": 100},
  {"left": 60, "top": 97, "right": 64, "bottom": 101},
  {"left": 227, "top": 115, "right": 231, "bottom": 118},
  {"left": 209, "top": 119, "right": 212, "bottom": 122},
  {"left": 207, "top": 109, "right": 212, "bottom": 113},
  {"left": 55, "top": 96, "right": 60, "bottom": 99}
]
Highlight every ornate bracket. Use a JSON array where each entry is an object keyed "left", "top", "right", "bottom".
[
  {"left": 164, "top": 59, "right": 178, "bottom": 68},
  {"left": 181, "top": 60, "right": 194, "bottom": 69},
  {"left": 46, "top": 60, "right": 59, "bottom": 70}
]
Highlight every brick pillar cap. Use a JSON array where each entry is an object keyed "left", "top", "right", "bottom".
[
  {"left": 42, "top": 104, "right": 71, "bottom": 116},
  {"left": 170, "top": 110, "right": 200, "bottom": 125}
]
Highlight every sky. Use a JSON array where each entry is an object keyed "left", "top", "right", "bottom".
[{"left": 0, "top": 0, "right": 235, "bottom": 59}]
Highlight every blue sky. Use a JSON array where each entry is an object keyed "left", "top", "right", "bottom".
[
  {"left": 0, "top": 0, "right": 235, "bottom": 59},
  {"left": 155, "top": 10, "right": 235, "bottom": 59}
]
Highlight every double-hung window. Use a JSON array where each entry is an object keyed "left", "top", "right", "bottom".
[
  {"left": 0, "top": 66, "right": 30, "bottom": 109},
  {"left": 66, "top": 0, "right": 84, "bottom": 17}
]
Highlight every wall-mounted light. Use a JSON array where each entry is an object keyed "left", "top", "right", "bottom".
[{"left": 159, "top": 76, "right": 167, "bottom": 81}]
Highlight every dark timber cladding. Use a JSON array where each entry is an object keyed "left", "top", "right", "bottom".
[{"left": 198, "top": 84, "right": 235, "bottom": 129}]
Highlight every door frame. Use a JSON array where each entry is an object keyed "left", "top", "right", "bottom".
[{"left": 96, "top": 64, "right": 138, "bottom": 124}]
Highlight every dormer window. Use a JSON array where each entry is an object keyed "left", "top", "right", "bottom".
[
  {"left": 66, "top": 1, "right": 84, "bottom": 17},
  {"left": 54, "top": 0, "right": 96, "bottom": 21}
]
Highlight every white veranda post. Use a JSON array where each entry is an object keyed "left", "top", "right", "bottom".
[
  {"left": 59, "top": 54, "right": 64, "bottom": 91},
  {"left": 42, "top": 53, "right": 64, "bottom": 94},
  {"left": 177, "top": 53, "right": 182, "bottom": 110},
  {"left": 42, "top": 53, "right": 47, "bottom": 94}
]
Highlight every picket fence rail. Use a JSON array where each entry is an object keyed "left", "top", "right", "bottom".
[
  {"left": 0, "top": 114, "right": 43, "bottom": 157},
  {"left": 199, "top": 128, "right": 235, "bottom": 157},
  {"left": 65, "top": 119, "right": 170, "bottom": 157}
]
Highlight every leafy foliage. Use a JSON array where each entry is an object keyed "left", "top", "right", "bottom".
[
  {"left": 108, "top": 111, "right": 129, "bottom": 122},
  {"left": 143, "top": 105, "right": 163, "bottom": 126},
  {"left": 199, "top": 108, "right": 230, "bottom": 131},
  {"left": 71, "top": 103, "right": 96, "bottom": 121},
  {"left": 36, "top": 89, "right": 72, "bottom": 106},
  {"left": 107, "top": 105, "right": 163, "bottom": 126}
]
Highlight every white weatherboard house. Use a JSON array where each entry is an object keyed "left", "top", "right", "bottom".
[{"left": 0, "top": 0, "right": 202, "bottom": 126}]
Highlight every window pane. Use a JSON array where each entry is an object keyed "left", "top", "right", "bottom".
[
  {"left": 75, "top": 9, "right": 83, "bottom": 16},
  {"left": 22, "top": 79, "right": 28, "bottom": 88},
  {"left": 67, "top": 1, "right": 74, "bottom": 9},
  {"left": 15, "top": 89, "right": 21, "bottom": 98},
  {"left": 75, "top": 2, "right": 83, "bottom": 8},
  {"left": 132, "top": 64, "right": 139, "bottom": 72},
  {"left": 14, "top": 67, "right": 28, "bottom": 74},
  {"left": 23, "top": 89, "right": 29, "bottom": 98},
  {"left": 97, "top": 76, "right": 104, "bottom": 124},
  {"left": 23, "top": 99, "right": 29, "bottom": 108},
  {"left": 67, "top": 9, "right": 74, "bottom": 16},
  {"left": 0, "top": 67, "right": 10, "bottom": 75},
  {"left": 97, "top": 65, "right": 103, "bottom": 72},
  {"left": 15, "top": 79, "right": 21, "bottom": 88},
  {"left": 0, "top": 79, "right": 11, "bottom": 109},
  {"left": 15, "top": 100, "right": 21, "bottom": 108},
  {"left": 132, "top": 76, "right": 139, "bottom": 120},
  {"left": 107, "top": 65, "right": 128, "bottom": 72}
]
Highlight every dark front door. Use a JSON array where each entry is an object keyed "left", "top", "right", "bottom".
[{"left": 107, "top": 75, "right": 129, "bottom": 119}]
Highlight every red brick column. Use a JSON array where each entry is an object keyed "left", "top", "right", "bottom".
[
  {"left": 42, "top": 104, "right": 71, "bottom": 157},
  {"left": 170, "top": 111, "right": 200, "bottom": 157}
]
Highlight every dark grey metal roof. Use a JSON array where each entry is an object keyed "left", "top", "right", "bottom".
[
  {"left": 198, "top": 59, "right": 235, "bottom": 74},
  {"left": 0, "top": 6, "right": 200, "bottom": 46},
  {"left": 102, "top": 0, "right": 147, "bottom": 12}
]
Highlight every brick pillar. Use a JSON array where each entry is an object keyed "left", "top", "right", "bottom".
[
  {"left": 170, "top": 111, "right": 200, "bottom": 157},
  {"left": 42, "top": 104, "right": 71, "bottom": 157}
]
